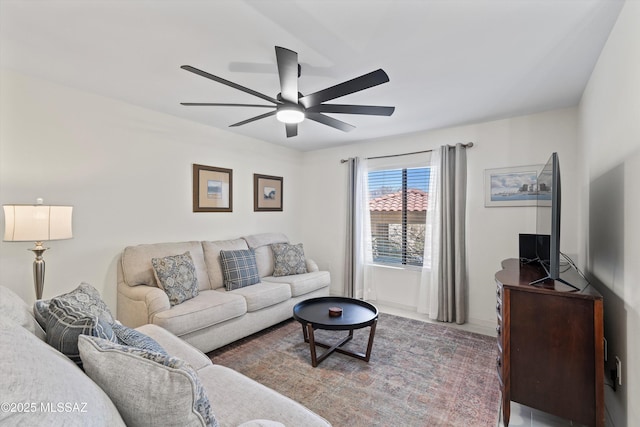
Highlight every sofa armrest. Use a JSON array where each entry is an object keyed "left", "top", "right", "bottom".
[
  {"left": 306, "top": 258, "right": 319, "bottom": 272},
  {"left": 116, "top": 281, "right": 170, "bottom": 328}
]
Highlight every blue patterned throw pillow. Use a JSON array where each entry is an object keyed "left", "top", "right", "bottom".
[
  {"left": 219, "top": 249, "right": 260, "bottom": 290},
  {"left": 33, "top": 299, "right": 50, "bottom": 331},
  {"left": 151, "top": 251, "right": 199, "bottom": 306},
  {"left": 112, "top": 323, "right": 167, "bottom": 355},
  {"left": 271, "top": 243, "right": 308, "bottom": 277},
  {"left": 45, "top": 283, "right": 118, "bottom": 367}
]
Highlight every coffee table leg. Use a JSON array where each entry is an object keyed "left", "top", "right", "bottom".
[
  {"left": 364, "top": 318, "right": 378, "bottom": 362},
  {"left": 306, "top": 323, "right": 318, "bottom": 367},
  {"left": 302, "top": 321, "right": 378, "bottom": 367}
]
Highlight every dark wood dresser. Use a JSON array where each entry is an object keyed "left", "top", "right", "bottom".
[{"left": 495, "top": 258, "right": 604, "bottom": 427}]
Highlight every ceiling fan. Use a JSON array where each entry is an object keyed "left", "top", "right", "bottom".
[{"left": 180, "top": 46, "right": 395, "bottom": 138}]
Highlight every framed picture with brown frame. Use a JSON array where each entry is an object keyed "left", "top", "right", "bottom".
[
  {"left": 193, "top": 164, "right": 232, "bottom": 212},
  {"left": 254, "top": 174, "right": 283, "bottom": 212}
]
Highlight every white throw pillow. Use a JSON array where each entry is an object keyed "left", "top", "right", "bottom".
[{"left": 78, "top": 335, "right": 217, "bottom": 427}]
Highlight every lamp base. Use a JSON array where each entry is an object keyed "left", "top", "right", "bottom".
[{"left": 29, "top": 243, "right": 48, "bottom": 300}]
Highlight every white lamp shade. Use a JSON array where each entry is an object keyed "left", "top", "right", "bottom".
[{"left": 3, "top": 205, "right": 73, "bottom": 242}]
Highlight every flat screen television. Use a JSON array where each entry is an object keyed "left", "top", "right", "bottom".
[{"left": 531, "top": 152, "right": 579, "bottom": 290}]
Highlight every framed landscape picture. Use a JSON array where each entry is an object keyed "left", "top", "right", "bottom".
[
  {"left": 484, "top": 165, "right": 542, "bottom": 207},
  {"left": 193, "top": 164, "right": 232, "bottom": 212},
  {"left": 254, "top": 174, "right": 283, "bottom": 212}
]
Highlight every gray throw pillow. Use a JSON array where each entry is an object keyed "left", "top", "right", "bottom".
[
  {"left": 78, "top": 335, "right": 218, "bottom": 427},
  {"left": 45, "top": 283, "right": 117, "bottom": 367},
  {"left": 219, "top": 249, "right": 260, "bottom": 290},
  {"left": 271, "top": 243, "right": 308, "bottom": 277},
  {"left": 151, "top": 251, "right": 199, "bottom": 306}
]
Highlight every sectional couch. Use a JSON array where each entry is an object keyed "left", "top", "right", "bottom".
[
  {"left": 117, "top": 233, "right": 330, "bottom": 353},
  {"left": 0, "top": 285, "right": 331, "bottom": 426}
]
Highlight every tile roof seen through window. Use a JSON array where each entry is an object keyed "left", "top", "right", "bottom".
[{"left": 369, "top": 189, "right": 428, "bottom": 212}]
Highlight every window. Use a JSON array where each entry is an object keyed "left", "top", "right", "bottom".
[{"left": 368, "top": 166, "right": 430, "bottom": 267}]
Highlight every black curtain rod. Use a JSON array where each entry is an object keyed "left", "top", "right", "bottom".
[{"left": 340, "top": 142, "right": 474, "bottom": 163}]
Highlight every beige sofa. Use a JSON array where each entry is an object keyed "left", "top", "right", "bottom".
[
  {"left": 117, "top": 233, "right": 330, "bottom": 353},
  {"left": 0, "top": 285, "right": 331, "bottom": 427}
]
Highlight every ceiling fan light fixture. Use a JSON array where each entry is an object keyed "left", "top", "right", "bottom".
[{"left": 276, "top": 104, "right": 305, "bottom": 124}]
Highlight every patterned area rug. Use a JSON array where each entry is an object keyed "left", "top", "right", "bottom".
[{"left": 208, "top": 313, "right": 500, "bottom": 427}]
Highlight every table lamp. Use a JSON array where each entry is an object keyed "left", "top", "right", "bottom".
[{"left": 3, "top": 198, "right": 73, "bottom": 299}]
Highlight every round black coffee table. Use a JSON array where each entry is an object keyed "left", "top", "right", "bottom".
[{"left": 293, "top": 297, "right": 378, "bottom": 367}]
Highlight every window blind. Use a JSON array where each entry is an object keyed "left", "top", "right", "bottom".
[{"left": 368, "top": 167, "right": 430, "bottom": 266}]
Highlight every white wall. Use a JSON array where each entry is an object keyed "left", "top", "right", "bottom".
[
  {"left": 578, "top": 1, "right": 640, "bottom": 425},
  {"left": 0, "top": 70, "right": 307, "bottom": 310},
  {"left": 1, "top": 68, "right": 584, "bottom": 334},
  {"left": 301, "top": 107, "right": 580, "bottom": 328}
]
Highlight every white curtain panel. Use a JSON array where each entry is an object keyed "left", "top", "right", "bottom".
[
  {"left": 344, "top": 158, "right": 357, "bottom": 298},
  {"left": 356, "top": 158, "right": 373, "bottom": 300},
  {"left": 417, "top": 149, "right": 440, "bottom": 315},
  {"left": 345, "top": 157, "right": 373, "bottom": 300}
]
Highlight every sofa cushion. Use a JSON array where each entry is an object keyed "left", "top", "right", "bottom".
[
  {"left": 224, "top": 282, "right": 291, "bottom": 312},
  {"left": 78, "top": 335, "right": 218, "bottom": 427},
  {"left": 151, "top": 290, "right": 247, "bottom": 337},
  {"left": 0, "top": 285, "right": 46, "bottom": 340},
  {"left": 271, "top": 243, "right": 308, "bottom": 276},
  {"left": 112, "top": 323, "right": 167, "bottom": 355},
  {"left": 263, "top": 271, "right": 331, "bottom": 297},
  {"left": 0, "top": 316, "right": 126, "bottom": 426},
  {"left": 46, "top": 283, "right": 118, "bottom": 367},
  {"left": 121, "top": 241, "right": 212, "bottom": 291},
  {"left": 243, "top": 233, "right": 289, "bottom": 278},
  {"left": 238, "top": 421, "right": 285, "bottom": 427},
  {"left": 220, "top": 249, "right": 261, "bottom": 291},
  {"left": 198, "top": 364, "right": 331, "bottom": 427},
  {"left": 152, "top": 251, "right": 200, "bottom": 306},
  {"left": 202, "top": 239, "right": 250, "bottom": 289},
  {"left": 243, "top": 232, "right": 289, "bottom": 249}
]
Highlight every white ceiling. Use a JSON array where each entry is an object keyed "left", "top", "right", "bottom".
[{"left": 0, "top": 0, "right": 624, "bottom": 151}]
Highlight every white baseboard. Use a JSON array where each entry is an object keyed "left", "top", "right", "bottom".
[{"left": 369, "top": 299, "right": 497, "bottom": 337}]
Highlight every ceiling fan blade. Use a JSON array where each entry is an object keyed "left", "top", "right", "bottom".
[
  {"left": 275, "top": 46, "right": 299, "bottom": 104},
  {"left": 229, "top": 111, "right": 277, "bottom": 127},
  {"left": 306, "top": 112, "right": 355, "bottom": 133},
  {"left": 307, "top": 104, "right": 395, "bottom": 116},
  {"left": 285, "top": 123, "right": 298, "bottom": 138},
  {"left": 181, "top": 65, "right": 280, "bottom": 105},
  {"left": 299, "top": 69, "right": 390, "bottom": 108},
  {"left": 181, "top": 103, "right": 275, "bottom": 108}
]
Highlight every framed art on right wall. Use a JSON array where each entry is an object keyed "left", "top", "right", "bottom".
[
  {"left": 254, "top": 174, "right": 283, "bottom": 212},
  {"left": 484, "top": 164, "right": 542, "bottom": 207}
]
